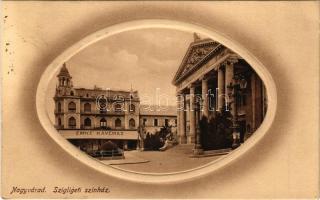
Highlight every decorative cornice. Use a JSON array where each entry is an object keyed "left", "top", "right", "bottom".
[
  {"left": 187, "top": 82, "right": 197, "bottom": 89},
  {"left": 174, "top": 44, "right": 225, "bottom": 85},
  {"left": 220, "top": 53, "right": 240, "bottom": 66},
  {"left": 227, "top": 54, "right": 239, "bottom": 64},
  {"left": 172, "top": 39, "right": 219, "bottom": 85},
  {"left": 200, "top": 73, "right": 211, "bottom": 81}
]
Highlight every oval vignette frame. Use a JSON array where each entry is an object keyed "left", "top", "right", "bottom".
[{"left": 36, "top": 19, "right": 277, "bottom": 184}]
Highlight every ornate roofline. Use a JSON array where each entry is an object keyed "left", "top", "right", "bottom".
[
  {"left": 74, "top": 87, "right": 138, "bottom": 94},
  {"left": 172, "top": 39, "right": 215, "bottom": 84},
  {"left": 57, "top": 63, "right": 72, "bottom": 78},
  {"left": 172, "top": 39, "right": 225, "bottom": 85}
]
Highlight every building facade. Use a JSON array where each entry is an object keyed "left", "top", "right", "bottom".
[
  {"left": 54, "top": 64, "right": 177, "bottom": 154},
  {"left": 172, "top": 34, "right": 267, "bottom": 147},
  {"left": 139, "top": 105, "right": 177, "bottom": 135}
]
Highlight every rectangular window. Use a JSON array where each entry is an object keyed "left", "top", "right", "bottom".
[
  {"left": 165, "top": 119, "right": 169, "bottom": 126},
  {"left": 100, "top": 121, "right": 106, "bottom": 127},
  {"left": 143, "top": 118, "right": 147, "bottom": 126},
  {"left": 154, "top": 119, "right": 158, "bottom": 126}
]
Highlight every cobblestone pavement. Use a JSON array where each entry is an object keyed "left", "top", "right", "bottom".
[{"left": 106, "top": 145, "right": 225, "bottom": 173}]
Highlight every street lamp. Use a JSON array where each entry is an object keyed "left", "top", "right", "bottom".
[
  {"left": 137, "top": 125, "right": 145, "bottom": 151},
  {"left": 227, "top": 74, "right": 247, "bottom": 149},
  {"left": 193, "top": 98, "right": 204, "bottom": 155}
]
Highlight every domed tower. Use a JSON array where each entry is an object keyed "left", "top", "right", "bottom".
[
  {"left": 54, "top": 63, "right": 79, "bottom": 130},
  {"left": 56, "top": 63, "right": 74, "bottom": 96}
]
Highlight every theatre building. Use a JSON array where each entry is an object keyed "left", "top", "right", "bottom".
[
  {"left": 173, "top": 34, "right": 267, "bottom": 147},
  {"left": 54, "top": 64, "right": 177, "bottom": 154}
]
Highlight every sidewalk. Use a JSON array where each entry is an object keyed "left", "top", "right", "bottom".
[
  {"left": 99, "top": 145, "right": 226, "bottom": 173},
  {"left": 100, "top": 150, "right": 149, "bottom": 165}
]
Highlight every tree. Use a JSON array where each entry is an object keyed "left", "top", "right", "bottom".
[
  {"left": 200, "top": 110, "right": 233, "bottom": 150},
  {"left": 144, "top": 132, "right": 151, "bottom": 150},
  {"left": 143, "top": 125, "right": 172, "bottom": 151}
]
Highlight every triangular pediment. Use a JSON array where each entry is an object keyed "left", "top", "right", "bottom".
[{"left": 172, "top": 39, "right": 220, "bottom": 85}]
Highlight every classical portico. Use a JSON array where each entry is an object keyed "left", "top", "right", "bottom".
[{"left": 173, "top": 34, "right": 266, "bottom": 146}]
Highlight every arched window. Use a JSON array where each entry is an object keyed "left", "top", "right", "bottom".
[
  {"left": 84, "top": 103, "right": 91, "bottom": 112},
  {"left": 100, "top": 118, "right": 107, "bottom": 128},
  {"left": 68, "top": 117, "right": 76, "bottom": 128},
  {"left": 70, "top": 91, "right": 74, "bottom": 96},
  {"left": 68, "top": 102, "right": 76, "bottom": 112},
  {"left": 115, "top": 118, "right": 121, "bottom": 128},
  {"left": 58, "top": 117, "right": 62, "bottom": 126},
  {"left": 84, "top": 118, "right": 91, "bottom": 127},
  {"left": 57, "top": 102, "right": 61, "bottom": 112},
  {"left": 129, "top": 104, "right": 135, "bottom": 112},
  {"left": 129, "top": 118, "right": 135, "bottom": 128}
]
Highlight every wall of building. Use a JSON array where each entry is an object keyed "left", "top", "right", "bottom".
[
  {"left": 140, "top": 115, "right": 177, "bottom": 134},
  {"left": 55, "top": 85, "right": 142, "bottom": 130},
  {"left": 124, "top": 100, "right": 140, "bottom": 129}
]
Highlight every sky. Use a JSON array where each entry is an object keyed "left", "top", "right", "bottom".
[{"left": 46, "top": 28, "right": 195, "bottom": 122}]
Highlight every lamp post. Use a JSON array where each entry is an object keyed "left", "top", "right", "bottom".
[
  {"left": 227, "top": 74, "right": 247, "bottom": 149},
  {"left": 137, "top": 125, "right": 145, "bottom": 151},
  {"left": 193, "top": 98, "right": 204, "bottom": 155}
]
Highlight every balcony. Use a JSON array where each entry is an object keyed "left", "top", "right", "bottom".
[
  {"left": 80, "top": 110, "right": 125, "bottom": 115},
  {"left": 80, "top": 125, "right": 93, "bottom": 129},
  {"left": 54, "top": 125, "right": 64, "bottom": 130},
  {"left": 68, "top": 125, "right": 77, "bottom": 129},
  {"left": 77, "top": 126, "right": 125, "bottom": 130},
  {"left": 54, "top": 109, "right": 64, "bottom": 114},
  {"left": 68, "top": 109, "right": 76, "bottom": 113}
]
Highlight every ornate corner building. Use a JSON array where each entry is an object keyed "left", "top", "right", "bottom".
[{"left": 53, "top": 64, "right": 177, "bottom": 153}]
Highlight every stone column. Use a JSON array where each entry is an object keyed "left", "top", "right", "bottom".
[
  {"left": 176, "top": 93, "right": 181, "bottom": 141},
  {"left": 217, "top": 66, "right": 225, "bottom": 111},
  {"left": 124, "top": 102, "right": 129, "bottom": 130},
  {"left": 225, "top": 61, "right": 235, "bottom": 115},
  {"left": 193, "top": 101, "right": 204, "bottom": 155},
  {"left": 201, "top": 77, "right": 209, "bottom": 119},
  {"left": 251, "top": 73, "right": 256, "bottom": 131},
  {"left": 188, "top": 84, "right": 196, "bottom": 144},
  {"left": 225, "top": 56, "right": 240, "bottom": 149},
  {"left": 178, "top": 92, "right": 187, "bottom": 144}
]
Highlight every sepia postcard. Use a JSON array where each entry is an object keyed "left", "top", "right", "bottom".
[{"left": 1, "top": 1, "right": 319, "bottom": 199}]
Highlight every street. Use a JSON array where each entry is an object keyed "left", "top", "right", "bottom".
[{"left": 100, "top": 144, "right": 225, "bottom": 173}]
